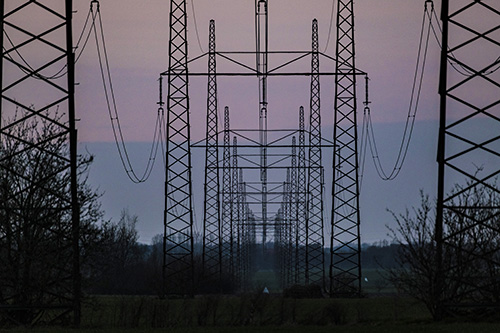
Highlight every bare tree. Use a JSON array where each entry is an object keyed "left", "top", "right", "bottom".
[
  {"left": 0, "top": 110, "right": 105, "bottom": 325},
  {"left": 388, "top": 179, "right": 500, "bottom": 320},
  {"left": 88, "top": 209, "right": 151, "bottom": 295},
  {"left": 387, "top": 192, "right": 443, "bottom": 318}
]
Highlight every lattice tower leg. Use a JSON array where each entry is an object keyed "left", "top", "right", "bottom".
[
  {"left": 436, "top": 0, "right": 500, "bottom": 316},
  {"left": 231, "top": 136, "right": 239, "bottom": 284},
  {"left": 221, "top": 106, "right": 233, "bottom": 280},
  {"left": 330, "top": 0, "right": 362, "bottom": 297},
  {"left": 241, "top": 182, "right": 252, "bottom": 291},
  {"left": 202, "top": 19, "right": 221, "bottom": 283},
  {"left": 284, "top": 168, "right": 292, "bottom": 288},
  {"left": 237, "top": 169, "right": 247, "bottom": 291},
  {"left": 296, "top": 106, "right": 307, "bottom": 284},
  {"left": 0, "top": 0, "right": 80, "bottom": 325},
  {"left": 288, "top": 137, "right": 298, "bottom": 287},
  {"left": 163, "top": 0, "right": 194, "bottom": 297},
  {"left": 255, "top": 0, "right": 269, "bottom": 251},
  {"left": 275, "top": 194, "right": 284, "bottom": 288},
  {"left": 306, "top": 19, "right": 325, "bottom": 287}
]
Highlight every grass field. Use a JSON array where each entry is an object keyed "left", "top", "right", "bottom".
[
  {"left": 1, "top": 295, "right": 500, "bottom": 332},
  {"left": 2, "top": 320, "right": 500, "bottom": 333},
  {"left": 2, "top": 322, "right": 500, "bottom": 333},
  {"left": 250, "top": 268, "right": 396, "bottom": 295},
  {"left": 2, "top": 270, "right": 499, "bottom": 332}
]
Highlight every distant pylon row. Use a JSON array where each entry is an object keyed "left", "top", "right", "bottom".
[{"left": 162, "top": 0, "right": 363, "bottom": 296}]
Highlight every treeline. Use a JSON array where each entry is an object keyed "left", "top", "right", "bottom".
[
  {"left": 85, "top": 223, "right": 401, "bottom": 296},
  {"left": 84, "top": 210, "right": 163, "bottom": 296},
  {"left": 1, "top": 114, "right": 401, "bottom": 309},
  {"left": 361, "top": 241, "right": 400, "bottom": 269}
]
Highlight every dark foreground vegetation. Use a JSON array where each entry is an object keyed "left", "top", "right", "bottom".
[
  {"left": 2, "top": 295, "right": 500, "bottom": 332},
  {"left": 86, "top": 240, "right": 401, "bottom": 296},
  {"left": 2, "top": 112, "right": 500, "bottom": 330}
]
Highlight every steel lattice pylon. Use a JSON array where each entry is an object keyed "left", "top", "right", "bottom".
[
  {"left": 0, "top": 0, "right": 80, "bottom": 325},
  {"left": 239, "top": 179, "right": 254, "bottom": 291},
  {"left": 306, "top": 19, "right": 325, "bottom": 287},
  {"left": 275, "top": 168, "right": 292, "bottom": 289},
  {"left": 231, "top": 136, "right": 239, "bottom": 283},
  {"left": 256, "top": 0, "right": 269, "bottom": 251},
  {"left": 436, "top": 0, "right": 500, "bottom": 315},
  {"left": 163, "top": 0, "right": 194, "bottom": 297},
  {"left": 237, "top": 169, "right": 250, "bottom": 291},
  {"left": 221, "top": 106, "right": 233, "bottom": 279},
  {"left": 296, "top": 106, "right": 307, "bottom": 284},
  {"left": 287, "top": 137, "right": 298, "bottom": 287},
  {"left": 161, "top": 0, "right": 366, "bottom": 294},
  {"left": 202, "top": 19, "right": 221, "bottom": 282},
  {"left": 330, "top": 0, "right": 362, "bottom": 296}
]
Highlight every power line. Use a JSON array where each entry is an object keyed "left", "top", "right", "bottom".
[
  {"left": 91, "top": 1, "right": 162, "bottom": 184},
  {"left": 428, "top": 7, "right": 500, "bottom": 77},
  {"left": 358, "top": 99, "right": 370, "bottom": 189},
  {"left": 3, "top": 4, "right": 94, "bottom": 81},
  {"left": 364, "top": 1, "right": 433, "bottom": 181},
  {"left": 323, "top": 0, "right": 335, "bottom": 53},
  {"left": 4, "top": 0, "right": 164, "bottom": 186},
  {"left": 190, "top": 0, "right": 205, "bottom": 53}
]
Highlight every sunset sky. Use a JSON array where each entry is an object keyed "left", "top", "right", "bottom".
[
  {"left": 9, "top": 0, "right": 490, "bottom": 244},
  {"left": 66, "top": 0, "right": 444, "bottom": 244},
  {"left": 74, "top": 0, "right": 442, "bottom": 143}
]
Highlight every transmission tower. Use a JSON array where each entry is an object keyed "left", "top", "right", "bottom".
[
  {"left": 436, "top": 0, "right": 500, "bottom": 315},
  {"left": 288, "top": 137, "right": 298, "bottom": 287},
  {"left": 306, "top": 19, "right": 325, "bottom": 287},
  {"left": 296, "top": 106, "right": 307, "bottom": 284},
  {"left": 330, "top": 0, "right": 362, "bottom": 296},
  {"left": 163, "top": 0, "right": 194, "bottom": 297},
  {"left": 237, "top": 169, "right": 250, "bottom": 291},
  {"left": 231, "top": 136, "right": 239, "bottom": 284},
  {"left": 276, "top": 166, "right": 293, "bottom": 289},
  {"left": 256, "top": 0, "right": 269, "bottom": 252},
  {"left": 160, "top": 0, "right": 363, "bottom": 294},
  {"left": 0, "top": 0, "right": 80, "bottom": 325},
  {"left": 238, "top": 177, "right": 253, "bottom": 291},
  {"left": 202, "top": 20, "right": 221, "bottom": 282},
  {"left": 221, "top": 106, "right": 233, "bottom": 280},
  {"left": 275, "top": 192, "right": 284, "bottom": 287}
]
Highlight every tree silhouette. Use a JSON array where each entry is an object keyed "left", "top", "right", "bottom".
[
  {"left": 0, "top": 109, "right": 104, "bottom": 325},
  {"left": 388, "top": 179, "right": 500, "bottom": 319}
]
